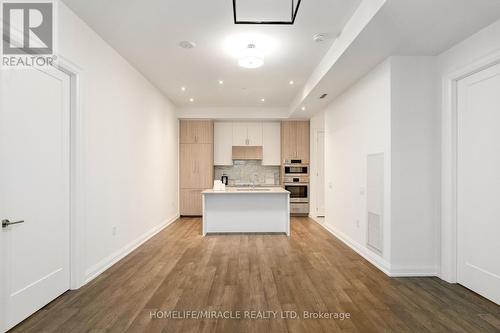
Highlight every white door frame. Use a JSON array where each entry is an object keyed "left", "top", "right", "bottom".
[
  {"left": 57, "top": 56, "right": 86, "bottom": 290},
  {"left": 441, "top": 49, "right": 500, "bottom": 283}
]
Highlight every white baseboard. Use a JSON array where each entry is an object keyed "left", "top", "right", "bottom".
[
  {"left": 311, "top": 217, "right": 438, "bottom": 278},
  {"left": 313, "top": 218, "right": 391, "bottom": 275},
  {"left": 388, "top": 267, "right": 438, "bottom": 277},
  {"left": 84, "top": 214, "right": 179, "bottom": 284}
]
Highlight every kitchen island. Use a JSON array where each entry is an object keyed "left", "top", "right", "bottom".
[{"left": 202, "top": 187, "right": 290, "bottom": 236}]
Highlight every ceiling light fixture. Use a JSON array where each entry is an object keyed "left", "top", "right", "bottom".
[
  {"left": 301, "top": 106, "right": 306, "bottom": 111},
  {"left": 189, "top": 98, "right": 194, "bottom": 102},
  {"left": 289, "top": 80, "right": 294, "bottom": 85},
  {"left": 181, "top": 86, "right": 186, "bottom": 91},
  {"left": 218, "top": 80, "right": 224, "bottom": 85},
  {"left": 238, "top": 44, "right": 264, "bottom": 69},
  {"left": 261, "top": 98, "right": 265, "bottom": 102}
]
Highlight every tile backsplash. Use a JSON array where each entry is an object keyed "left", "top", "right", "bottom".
[{"left": 214, "top": 160, "right": 280, "bottom": 186}]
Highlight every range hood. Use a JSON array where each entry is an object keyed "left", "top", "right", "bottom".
[{"left": 232, "top": 146, "right": 263, "bottom": 160}]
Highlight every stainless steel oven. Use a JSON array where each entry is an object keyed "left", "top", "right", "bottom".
[
  {"left": 284, "top": 175, "right": 309, "bottom": 215},
  {"left": 284, "top": 163, "right": 309, "bottom": 177}
]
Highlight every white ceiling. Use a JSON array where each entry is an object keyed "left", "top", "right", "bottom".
[
  {"left": 290, "top": 0, "right": 500, "bottom": 118},
  {"left": 61, "top": 0, "right": 362, "bottom": 107}
]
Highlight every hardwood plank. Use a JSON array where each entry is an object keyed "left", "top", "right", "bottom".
[{"left": 10, "top": 217, "right": 500, "bottom": 333}]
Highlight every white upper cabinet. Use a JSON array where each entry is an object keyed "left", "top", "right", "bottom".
[
  {"left": 262, "top": 122, "right": 281, "bottom": 166},
  {"left": 214, "top": 121, "right": 280, "bottom": 165},
  {"left": 232, "top": 122, "right": 263, "bottom": 146},
  {"left": 232, "top": 122, "right": 248, "bottom": 146},
  {"left": 214, "top": 122, "right": 233, "bottom": 165},
  {"left": 246, "top": 122, "right": 263, "bottom": 146}
]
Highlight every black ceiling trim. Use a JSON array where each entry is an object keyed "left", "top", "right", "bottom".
[{"left": 232, "top": 0, "right": 302, "bottom": 25}]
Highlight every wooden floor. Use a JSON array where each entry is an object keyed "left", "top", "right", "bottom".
[{"left": 12, "top": 217, "right": 500, "bottom": 333}]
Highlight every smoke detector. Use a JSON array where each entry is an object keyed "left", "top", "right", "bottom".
[
  {"left": 312, "top": 33, "right": 328, "bottom": 42},
  {"left": 178, "top": 41, "right": 196, "bottom": 49}
]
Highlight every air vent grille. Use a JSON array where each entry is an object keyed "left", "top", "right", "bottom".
[{"left": 320, "top": 93, "right": 328, "bottom": 99}]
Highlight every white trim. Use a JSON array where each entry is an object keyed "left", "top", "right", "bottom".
[
  {"left": 441, "top": 48, "right": 500, "bottom": 283},
  {"left": 84, "top": 215, "right": 179, "bottom": 284},
  {"left": 313, "top": 218, "right": 391, "bottom": 276},
  {"left": 311, "top": 217, "right": 437, "bottom": 277},
  {"left": 56, "top": 55, "right": 87, "bottom": 290}
]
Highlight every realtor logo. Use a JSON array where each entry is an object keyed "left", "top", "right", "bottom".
[{"left": 1, "top": 0, "right": 57, "bottom": 68}]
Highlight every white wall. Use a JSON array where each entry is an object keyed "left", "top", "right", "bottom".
[
  {"left": 324, "top": 60, "right": 392, "bottom": 271},
  {"left": 58, "top": 3, "right": 179, "bottom": 284},
  {"left": 390, "top": 57, "right": 437, "bottom": 274},
  {"left": 309, "top": 110, "right": 325, "bottom": 219},
  {"left": 322, "top": 57, "right": 438, "bottom": 276}
]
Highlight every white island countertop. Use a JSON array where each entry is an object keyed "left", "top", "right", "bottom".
[
  {"left": 202, "top": 187, "right": 289, "bottom": 194},
  {"left": 201, "top": 187, "right": 290, "bottom": 236}
]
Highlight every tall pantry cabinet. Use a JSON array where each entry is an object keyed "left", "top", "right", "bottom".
[
  {"left": 179, "top": 120, "right": 214, "bottom": 216},
  {"left": 281, "top": 121, "right": 310, "bottom": 163}
]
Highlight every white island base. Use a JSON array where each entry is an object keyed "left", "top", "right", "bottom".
[{"left": 202, "top": 188, "right": 290, "bottom": 236}]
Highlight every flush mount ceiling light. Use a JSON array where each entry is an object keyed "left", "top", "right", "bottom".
[
  {"left": 181, "top": 86, "right": 186, "bottom": 91},
  {"left": 289, "top": 80, "right": 294, "bottom": 85},
  {"left": 189, "top": 98, "right": 194, "bottom": 102},
  {"left": 232, "top": 0, "right": 302, "bottom": 25},
  {"left": 218, "top": 80, "right": 224, "bottom": 85},
  {"left": 238, "top": 44, "right": 264, "bottom": 69}
]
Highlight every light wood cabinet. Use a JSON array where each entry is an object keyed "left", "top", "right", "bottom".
[
  {"left": 281, "top": 121, "right": 310, "bottom": 163},
  {"left": 180, "top": 120, "right": 213, "bottom": 144},
  {"left": 262, "top": 122, "right": 281, "bottom": 166},
  {"left": 180, "top": 144, "right": 213, "bottom": 189},
  {"left": 180, "top": 120, "right": 213, "bottom": 216},
  {"left": 180, "top": 189, "right": 203, "bottom": 216},
  {"left": 232, "top": 146, "right": 263, "bottom": 160}
]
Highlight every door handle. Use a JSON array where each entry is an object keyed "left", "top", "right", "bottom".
[{"left": 2, "top": 219, "right": 25, "bottom": 228}]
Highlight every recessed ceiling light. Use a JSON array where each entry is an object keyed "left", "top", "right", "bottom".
[
  {"left": 289, "top": 80, "right": 294, "bottom": 85},
  {"left": 181, "top": 86, "right": 186, "bottom": 91},
  {"left": 179, "top": 41, "right": 196, "bottom": 49},
  {"left": 218, "top": 80, "right": 224, "bottom": 85},
  {"left": 189, "top": 98, "right": 194, "bottom": 102},
  {"left": 301, "top": 106, "right": 306, "bottom": 111},
  {"left": 261, "top": 98, "right": 265, "bottom": 102}
]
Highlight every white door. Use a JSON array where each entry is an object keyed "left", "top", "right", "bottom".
[
  {"left": 316, "top": 131, "right": 325, "bottom": 216},
  {"left": 0, "top": 66, "right": 71, "bottom": 331},
  {"left": 457, "top": 62, "right": 500, "bottom": 305}
]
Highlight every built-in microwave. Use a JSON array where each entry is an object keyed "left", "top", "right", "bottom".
[{"left": 284, "top": 164, "right": 309, "bottom": 176}]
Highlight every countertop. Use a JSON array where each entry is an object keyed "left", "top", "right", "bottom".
[{"left": 202, "top": 187, "right": 289, "bottom": 194}]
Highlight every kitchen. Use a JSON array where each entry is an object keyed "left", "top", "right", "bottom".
[{"left": 179, "top": 120, "right": 310, "bottom": 235}]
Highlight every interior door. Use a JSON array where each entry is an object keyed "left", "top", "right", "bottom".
[
  {"left": 457, "top": 62, "right": 500, "bottom": 305},
  {"left": 0, "top": 66, "right": 71, "bottom": 331},
  {"left": 316, "top": 131, "right": 325, "bottom": 216}
]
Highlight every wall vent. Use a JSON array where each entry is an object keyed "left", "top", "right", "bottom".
[{"left": 320, "top": 93, "right": 328, "bottom": 99}]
